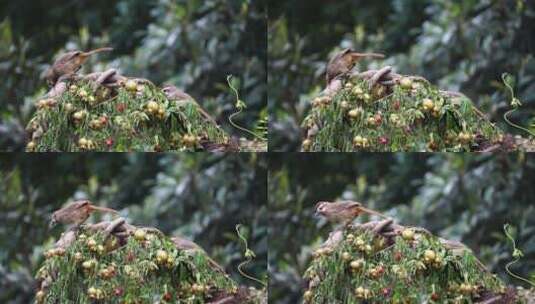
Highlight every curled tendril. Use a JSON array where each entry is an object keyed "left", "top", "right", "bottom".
[
  {"left": 501, "top": 73, "right": 535, "bottom": 137},
  {"left": 235, "top": 224, "right": 266, "bottom": 287},
  {"left": 226, "top": 75, "right": 264, "bottom": 140},
  {"left": 503, "top": 224, "right": 534, "bottom": 287}
]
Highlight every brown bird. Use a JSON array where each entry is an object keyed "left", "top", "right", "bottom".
[
  {"left": 171, "top": 236, "right": 226, "bottom": 274},
  {"left": 50, "top": 200, "right": 119, "bottom": 228},
  {"left": 326, "top": 49, "right": 385, "bottom": 84},
  {"left": 162, "top": 85, "right": 218, "bottom": 126},
  {"left": 45, "top": 47, "right": 113, "bottom": 86},
  {"left": 315, "top": 200, "right": 388, "bottom": 226}
]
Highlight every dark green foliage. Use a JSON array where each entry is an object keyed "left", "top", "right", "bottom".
[
  {"left": 302, "top": 78, "right": 502, "bottom": 152},
  {"left": 27, "top": 80, "right": 228, "bottom": 152},
  {"left": 303, "top": 228, "right": 506, "bottom": 303},
  {"left": 37, "top": 229, "right": 239, "bottom": 303}
]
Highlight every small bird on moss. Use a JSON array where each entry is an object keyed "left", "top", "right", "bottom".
[
  {"left": 45, "top": 47, "right": 113, "bottom": 86},
  {"left": 171, "top": 236, "right": 226, "bottom": 274},
  {"left": 326, "top": 49, "right": 385, "bottom": 84},
  {"left": 315, "top": 200, "right": 388, "bottom": 226},
  {"left": 162, "top": 85, "right": 218, "bottom": 126},
  {"left": 50, "top": 200, "right": 119, "bottom": 228}
]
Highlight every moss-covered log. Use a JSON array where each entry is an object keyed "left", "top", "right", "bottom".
[
  {"left": 302, "top": 219, "right": 532, "bottom": 303},
  {"left": 301, "top": 70, "right": 518, "bottom": 152},
  {"left": 25, "top": 72, "right": 266, "bottom": 152},
  {"left": 35, "top": 219, "right": 265, "bottom": 303}
]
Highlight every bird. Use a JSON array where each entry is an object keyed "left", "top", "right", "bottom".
[
  {"left": 315, "top": 200, "right": 388, "bottom": 226},
  {"left": 50, "top": 200, "right": 119, "bottom": 228},
  {"left": 326, "top": 49, "right": 385, "bottom": 84},
  {"left": 45, "top": 47, "right": 113, "bottom": 86},
  {"left": 162, "top": 85, "right": 218, "bottom": 126},
  {"left": 171, "top": 236, "right": 226, "bottom": 274}
]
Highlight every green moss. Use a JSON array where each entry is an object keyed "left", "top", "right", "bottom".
[
  {"left": 35, "top": 229, "right": 239, "bottom": 303},
  {"left": 27, "top": 80, "right": 229, "bottom": 152},
  {"left": 302, "top": 78, "right": 504, "bottom": 152},
  {"left": 303, "top": 228, "right": 511, "bottom": 303}
]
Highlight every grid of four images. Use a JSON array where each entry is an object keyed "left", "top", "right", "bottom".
[{"left": 1, "top": 1, "right": 535, "bottom": 303}]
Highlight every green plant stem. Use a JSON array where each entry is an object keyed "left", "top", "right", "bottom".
[{"left": 503, "top": 109, "right": 535, "bottom": 137}]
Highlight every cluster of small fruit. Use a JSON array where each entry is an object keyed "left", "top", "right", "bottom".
[
  {"left": 302, "top": 228, "right": 503, "bottom": 303},
  {"left": 35, "top": 230, "right": 235, "bottom": 303}
]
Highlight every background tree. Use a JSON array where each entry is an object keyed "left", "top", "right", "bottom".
[
  {"left": 0, "top": 153, "right": 267, "bottom": 303},
  {"left": 269, "top": 0, "right": 535, "bottom": 151},
  {"left": 0, "top": 0, "right": 266, "bottom": 151},
  {"left": 268, "top": 153, "right": 535, "bottom": 303}
]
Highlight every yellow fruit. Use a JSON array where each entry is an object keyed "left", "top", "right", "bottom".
[
  {"left": 401, "top": 229, "right": 415, "bottom": 241},
  {"left": 156, "top": 250, "right": 168, "bottom": 263},
  {"left": 400, "top": 77, "right": 413, "bottom": 89},
  {"left": 73, "top": 111, "right": 85, "bottom": 120},
  {"left": 302, "top": 139, "right": 312, "bottom": 151},
  {"left": 147, "top": 101, "right": 159, "bottom": 112},
  {"left": 82, "top": 260, "right": 93, "bottom": 269},
  {"left": 424, "top": 250, "right": 436, "bottom": 262},
  {"left": 125, "top": 80, "right": 137, "bottom": 92},
  {"left": 36, "top": 290, "right": 46, "bottom": 302},
  {"left": 134, "top": 229, "right": 146, "bottom": 241},
  {"left": 78, "top": 137, "right": 88, "bottom": 147},
  {"left": 422, "top": 98, "right": 434, "bottom": 111},
  {"left": 350, "top": 259, "right": 364, "bottom": 270},
  {"left": 64, "top": 103, "right": 74, "bottom": 112},
  {"left": 26, "top": 141, "right": 36, "bottom": 151},
  {"left": 340, "top": 101, "right": 349, "bottom": 109},
  {"left": 303, "top": 290, "right": 313, "bottom": 301},
  {"left": 341, "top": 252, "right": 351, "bottom": 261},
  {"left": 352, "top": 87, "right": 364, "bottom": 96}
]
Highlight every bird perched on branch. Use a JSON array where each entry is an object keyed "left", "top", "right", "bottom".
[
  {"left": 326, "top": 49, "right": 385, "bottom": 84},
  {"left": 45, "top": 47, "right": 113, "bottom": 86},
  {"left": 50, "top": 200, "right": 119, "bottom": 228},
  {"left": 315, "top": 200, "right": 388, "bottom": 226},
  {"left": 162, "top": 85, "right": 218, "bottom": 126}
]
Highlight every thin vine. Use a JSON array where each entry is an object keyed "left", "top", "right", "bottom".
[
  {"left": 235, "top": 224, "right": 266, "bottom": 287},
  {"left": 503, "top": 224, "right": 535, "bottom": 287},
  {"left": 502, "top": 73, "right": 535, "bottom": 137},
  {"left": 226, "top": 75, "right": 265, "bottom": 141}
]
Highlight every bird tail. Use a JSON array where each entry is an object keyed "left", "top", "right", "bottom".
[
  {"left": 350, "top": 52, "right": 385, "bottom": 59},
  {"left": 358, "top": 206, "right": 389, "bottom": 218},
  {"left": 83, "top": 47, "right": 113, "bottom": 56},
  {"left": 89, "top": 205, "right": 119, "bottom": 214}
]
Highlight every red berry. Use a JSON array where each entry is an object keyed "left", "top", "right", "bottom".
[
  {"left": 116, "top": 103, "right": 126, "bottom": 113},
  {"left": 105, "top": 137, "right": 114, "bottom": 147},
  {"left": 394, "top": 251, "right": 402, "bottom": 261},
  {"left": 431, "top": 293, "right": 440, "bottom": 301},
  {"left": 162, "top": 292, "right": 172, "bottom": 301},
  {"left": 379, "top": 136, "right": 388, "bottom": 145},
  {"left": 114, "top": 287, "right": 124, "bottom": 296},
  {"left": 393, "top": 100, "right": 401, "bottom": 110}
]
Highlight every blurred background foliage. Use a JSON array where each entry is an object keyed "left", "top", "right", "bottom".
[
  {"left": 0, "top": 0, "right": 266, "bottom": 151},
  {"left": 0, "top": 153, "right": 267, "bottom": 303},
  {"left": 269, "top": 0, "right": 535, "bottom": 151},
  {"left": 269, "top": 153, "right": 535, "bottom": 303}
]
